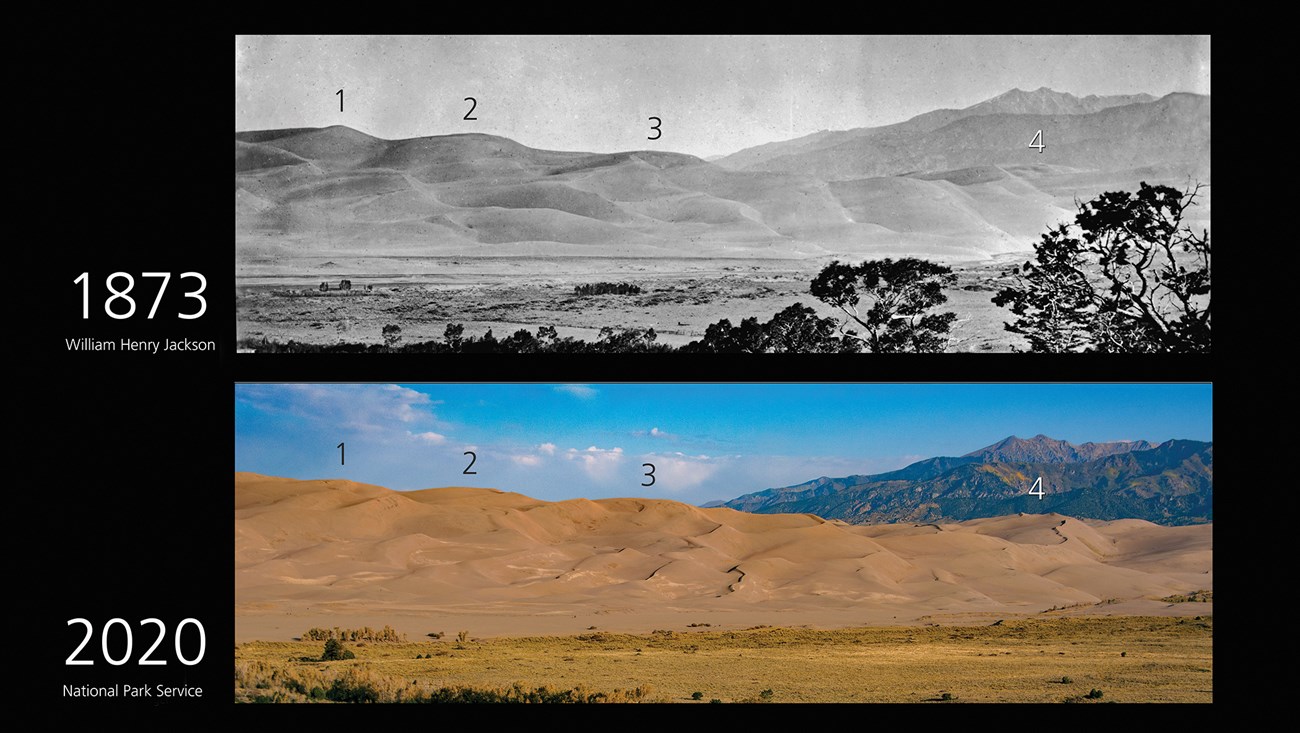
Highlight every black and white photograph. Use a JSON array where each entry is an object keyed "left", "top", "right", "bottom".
[
  {"left": 45, "top": 26, "right": 1229, "bottom": 717},
  {"left": 234, "top": 35, "right": 1210, "bottom": 353}
]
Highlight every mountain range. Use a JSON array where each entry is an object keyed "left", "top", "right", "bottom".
[
  {"left": 236, "top": 88, "right": 1209, "bottom": 267},
  {"left": 712, "top": 88, "right": 1203, "bottom": 179},
  {"left": 717, "top": 435, "right": 1212, "bottom": 526}
]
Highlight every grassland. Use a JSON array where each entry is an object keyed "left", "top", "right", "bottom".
[{"left": 234, "top": 615, "right": 1211, "bottom": 703}]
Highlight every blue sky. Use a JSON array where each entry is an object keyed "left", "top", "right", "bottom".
[{"left": 234, "top": 383, "right": 1212, "bottom": 505}]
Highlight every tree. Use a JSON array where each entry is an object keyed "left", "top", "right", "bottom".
[
  {"left": 810, "top": 258, "right": 958, "bottom": 352},
  {"left": 757, "top": 303, "right": 859, "bottom": 353},
  {"left": 381, "top": 324, "right": 402, "bottom": 349},
  {"left": 992, "top": 182, "right": 1210, "bottom": 352},
  {"left": 683, "top": 303, "right": 857, "bottom": 353},
  {"left": 320, "top": 638, "right": 355, "bottom": 661},
  {"left": 443, "top": 323, "right": 465, "bottom": 351}
]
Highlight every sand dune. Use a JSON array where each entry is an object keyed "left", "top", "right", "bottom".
[
  {"left": 234, "top": 124, "right": 1117, "bottom": 266},
  {"left": 235, "top": 474, "right": 1212, "bottom": 639}
]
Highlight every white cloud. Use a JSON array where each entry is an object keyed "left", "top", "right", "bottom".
[
  {"left": 649, "top": 427, "right": 677, "bottom": 440},
  {"left": 235, "top": 383, "right": 440, "bottom": 435},
  {"left": 381, "top": 384, "right": 435, "bottom": 423},
  {"left": 565, "top": 445, "right": 624, "bottom": 480},
  {"left": 409, "top": 431, "right": 446, "bottom": 444},
  {"left": 512, "top": 455, "right": 542, "bottom": 467},
  {"left": 554, "top": 384, "right": 598, "bottom": 400},
  {"left": 642, "top": 452, "right": 722, "bottom": 492},
  {"left": 538, "top": 442, "right": 557, "bottom": 455}
]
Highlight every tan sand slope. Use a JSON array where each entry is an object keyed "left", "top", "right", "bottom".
[{"left": 235, "top": 473, "right": 1211, "bottom": 635}]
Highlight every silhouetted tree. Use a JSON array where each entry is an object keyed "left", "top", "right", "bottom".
[
  {"left": 593, "top": 326, "right": 669, "bottom": 353},
  {"left": 762, "top": 303, "right": 860, "bottom": 353},
  {"left": 992, "top": 182, "right": 1210, "bottom": 353},
  {"left": 501, "top": 328, "right": 541, "bottom": 353},
  {"left": 683, "top": 303, "right": 855, "bottom": 353},
  {"left": 443, "top": 323, "right": 465, "bottom": 350},
  {"left": 810, "top": 258, "right": 957, "bottom": 352}
]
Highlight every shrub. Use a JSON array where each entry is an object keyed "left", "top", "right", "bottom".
[
  {"left": 682, "top": 303, "right": 857, "bottom": 353},
  {"left": 691, "top": 691, "right": 703, "bottom": 700},
  {"left": 320, "top": 638, "right": 356, "bottom": 661},
  {"left": 574, "top": 282, "right": 643, "bottom": 296},
  {"left": 326, "top": 677, "right": 378, "bottom": 703},
  {"left": 1086, "top": 688, "right": 1104, "bottom": 699}
]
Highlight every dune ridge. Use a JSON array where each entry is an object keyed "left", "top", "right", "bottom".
[
  {"left": 235, "top": 474, "right": 1212, "bottom": 638},
  {"left": 234, "top": 126, "right": 1167, "bottom": 265}
]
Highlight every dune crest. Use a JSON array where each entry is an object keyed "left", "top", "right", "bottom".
[{"left": 236, "top": 473, "right": 1211, "bottom": 634}]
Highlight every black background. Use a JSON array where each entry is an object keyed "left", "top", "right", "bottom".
[{"left": 38, "top": 20, "right": 1222, "bottom": 722}]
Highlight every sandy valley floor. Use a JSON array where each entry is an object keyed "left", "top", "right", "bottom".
[{"left": 234, "top": 255, "right": 1028, "bottom": 351}]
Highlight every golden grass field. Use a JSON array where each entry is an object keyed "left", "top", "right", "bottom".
[{"left": 234, "top": 615, "right": 1211, "bottom": 703}]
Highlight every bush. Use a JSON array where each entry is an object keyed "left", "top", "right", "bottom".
[
  {"left": 993, "top": 182, "right": 1210, "bottom": 353},
  {"left": 303, "top": 625, "right": 406, "bottom": 643},
  {"left": 682, "top": 303, "right": 857, "bottom": 353},
  {"left": 940, "top": 692, "right": 954, "bottom": 701},
  {"left": 574, "top": 282, "right": 643, "bottom": 296},
  {"left": 1086, "top": 688, "right": 1104, "bottom": 699},
  {"left": 326, "top": 677, "right": 378, "bottom": 703},
  {"left": 1060, "top": 676, "right": 1073, "bottom": 684},
  {"left": 457, "top": 630, "right": 469, "bottom": 643},
  {"left": 320, "top": 638, "right": 356, "bottom": 661},
  {"left": 691, "top": 691, "right": 703, "bottom": 700},
  {"left": 759, "top": 688, "right": 774, "bottom": 701}
]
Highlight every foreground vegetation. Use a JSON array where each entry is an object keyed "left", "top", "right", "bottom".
[
  {"left": 234, "top": 616, "right": 1211, "bottom": 703},
  {"left": 240, "top": 184, "right": 1209, "bottom": 354}
]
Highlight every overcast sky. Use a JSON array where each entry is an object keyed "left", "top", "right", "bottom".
[
  {"left": 235, "top": 35, "right": 1210, "bottom": 159},
  {"left": 234, "top": 383, "right": 1213, "bottom": 506}
]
